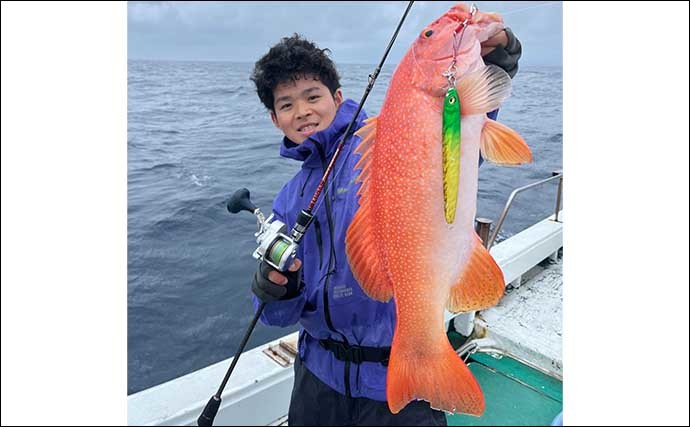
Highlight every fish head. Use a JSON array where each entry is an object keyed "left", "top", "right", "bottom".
[{"left": 410, "top": 2, "right": 504, "bottom": 97}]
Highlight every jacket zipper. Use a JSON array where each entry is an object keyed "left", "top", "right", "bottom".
[
  {"left": 313, "top": 217, "right": 323, "bottom": 270},
  {"left": 315, "top": 142, "right": 352, "bottom": 397},
  {"left": 300, "top": 169, "right": 314, "bottom": 197}
]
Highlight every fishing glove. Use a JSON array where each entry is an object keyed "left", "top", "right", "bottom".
[
  {"left": 482, "top": 27, "right": 522, "bottom": 79},
  {"left": 252, "top": 260, "right": 303, "bottom": 303}
]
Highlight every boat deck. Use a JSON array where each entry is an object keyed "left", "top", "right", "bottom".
[
  {"left": 448, "top": 255, "right": 563, "bottom": 426},
  {"left": 476, "top": 255, "right": 563, "bottom": 378}
]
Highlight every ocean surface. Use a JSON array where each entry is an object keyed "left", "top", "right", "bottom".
[{"left": 127, "top": 60, "right": 562, "bottom": 394}]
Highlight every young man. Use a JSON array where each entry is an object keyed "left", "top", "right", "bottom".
[{"left": 249, "top": 30, "right": 521, "bottom": 426}]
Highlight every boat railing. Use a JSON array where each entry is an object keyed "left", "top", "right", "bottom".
[
  {"left": 477, "top": 170, "right": 563, "bottom": 250},
  {"left": 457, "top": 337, "right": 562, "bottom": 381}
]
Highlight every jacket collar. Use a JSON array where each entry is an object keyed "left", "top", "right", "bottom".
[{"left": 279, "top": 99, "right": 367, "bottom": 169}]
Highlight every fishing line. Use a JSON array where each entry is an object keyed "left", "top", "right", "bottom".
[{"left": 496, "top": 1, "right": 560, "bottom": 17}]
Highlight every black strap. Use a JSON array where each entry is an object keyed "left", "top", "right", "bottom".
[{"left": 319, "top": 338, "right": 390, "bottom": 366}]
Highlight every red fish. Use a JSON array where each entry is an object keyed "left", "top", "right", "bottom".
[{"left": 345, "top": 2, "right": 532, "bottom": 416}]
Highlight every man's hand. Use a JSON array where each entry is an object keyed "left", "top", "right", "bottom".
[
  {"left": 481, "top": 29, "right": 510, "bottom": 57},
  {"left": 480, "top": 28, "right": 522, "bottom": 78},
  {"left": 251, "top": 258, "right": 303, "bottom": 303}
]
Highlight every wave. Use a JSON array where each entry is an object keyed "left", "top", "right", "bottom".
[
  {"left": 190, "top": 174, "right": 210, "bottom": 187},
  {"left": 148, "top": 129, "right": 181, "bottom": 135},
  {"left": 195, "top": 86, "right": 251, "bottom": 97},
  {"left": 548, "top": 133, "right": 563, "bottom": 142},
  {"left": 135, "top": 162, "right": 180, "bottom": 173},
  {"left": 144, "top": 197, "right": 226, "bottom": 235}
]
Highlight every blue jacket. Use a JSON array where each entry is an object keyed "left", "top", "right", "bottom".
[{"left": 253, "top": 99, "right": 396, "bottom": 401}]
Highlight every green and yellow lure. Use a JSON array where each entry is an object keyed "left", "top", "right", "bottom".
[{"left": 442, "top": 86, "right": 461, "bottom": 224}]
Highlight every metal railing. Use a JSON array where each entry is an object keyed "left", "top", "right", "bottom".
[
  {"left": 457, "top": 338, "right": 562, "bottom": 381},
  {"left": 481, "top": 170, "right": 563, "bottom": 250}
]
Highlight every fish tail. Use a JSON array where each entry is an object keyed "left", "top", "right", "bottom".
[{"left": 386, "top": 332, "right": 485, "bottom": 416}]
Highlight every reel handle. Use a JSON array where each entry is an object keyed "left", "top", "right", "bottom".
[{"left": 227, "top": 188, "right": 257, "bottom": 214}]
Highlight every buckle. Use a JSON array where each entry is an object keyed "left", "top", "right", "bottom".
[
  {"left": 319, "top": 338, "right": 389, "bottom": 365},
  {"left": 349, "top": 346, "right": 363, "bottom": 364},
  {"left": 331, "top": 342, "right": 347, "bottom": 360}
]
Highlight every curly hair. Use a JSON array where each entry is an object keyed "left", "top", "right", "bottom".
[{"left": 251, "top": 34, "right": 341, "bottom": 111}]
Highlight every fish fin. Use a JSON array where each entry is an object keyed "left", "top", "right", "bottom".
[
  {"left": 387, "top": 330, "right": 485, "bottom": 415},
  {"left": 354, "top": 116, "right": 377, "bottom": 156},
  {"left": 346, "top": 116, "right": 393, "bottom": 302},
  {"left": 446, "top": 234, "right": 505, "bottom": 313},
  {"left": 457, "top": 65, "right": 512, "bottom": 116},
  {"left": 480, "top": 118, "right": 532, "bottom": 166}
]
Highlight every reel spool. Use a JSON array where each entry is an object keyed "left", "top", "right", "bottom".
[
  {"left": 251, "top": 215, "right": 298, "bottom": 271},
  {"left": 227, "top": 188, "right": 308, "bottom": 272}
]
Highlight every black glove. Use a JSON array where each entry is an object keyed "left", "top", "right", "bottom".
[
  {"left": 251, "top": 260, "right": 303, "bottom": 303},
  {"left": 482, "top": 27, "right": 522, "bottom": 79}
]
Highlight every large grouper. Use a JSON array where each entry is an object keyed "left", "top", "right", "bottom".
[{"left": 345, "top": 2, "right": 532, "bottom": 416}]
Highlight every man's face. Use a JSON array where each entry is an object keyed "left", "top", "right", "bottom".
[{"left": 270, "top": 76, "right": 343, "bottom": 144}]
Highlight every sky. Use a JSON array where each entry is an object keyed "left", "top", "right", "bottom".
[{"left": 128, "top": 1, "right": 562, "bottom": 66}]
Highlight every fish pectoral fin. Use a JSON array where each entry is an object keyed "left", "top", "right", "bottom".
[
  {"left": 346, "top": 116, "right": 393, "bottom": 302},
  {"left": 480, "top": 118, "right": 532, "bottom": 166},
  {"left": 457, "top": 65, "right": 512, "bottom": 116},
  {"left": 446, "top": 234, "right": 505, "bottom": 313}
]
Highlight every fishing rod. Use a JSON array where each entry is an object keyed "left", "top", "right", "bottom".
[{"left": 197, "top": 2, "right": 414, "bottom": 425}]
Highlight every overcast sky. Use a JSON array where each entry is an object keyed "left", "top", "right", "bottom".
[{"left": 128, "top": 1, "right": 562, "bottom": 66}]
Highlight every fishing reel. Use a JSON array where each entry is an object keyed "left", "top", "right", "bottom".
[{"left": 227, "top": 188, "right": 312, "bottom": 272}]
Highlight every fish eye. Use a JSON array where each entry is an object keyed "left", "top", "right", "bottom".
[
  {"left": 449, "top": 96, "right": 456, "bottom": 104},
  {"left": 422, "top": 29, "right": 433, "bottom": 38}
]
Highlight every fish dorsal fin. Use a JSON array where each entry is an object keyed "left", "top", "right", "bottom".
[
  {"left": 354, "top": 117, "right": 377, "bottom": 154},
  {"left": 345, "top": 116, "right": 394, "bottom": 302},
  {"left": 446, "top": 234, "right": 505, "bottom": 313},
  {"left": 480, "top": 118, "right": 532, "bottom": 165},
  {"left": 457, "top": 65, "right": 512, "bottom": 116}
]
